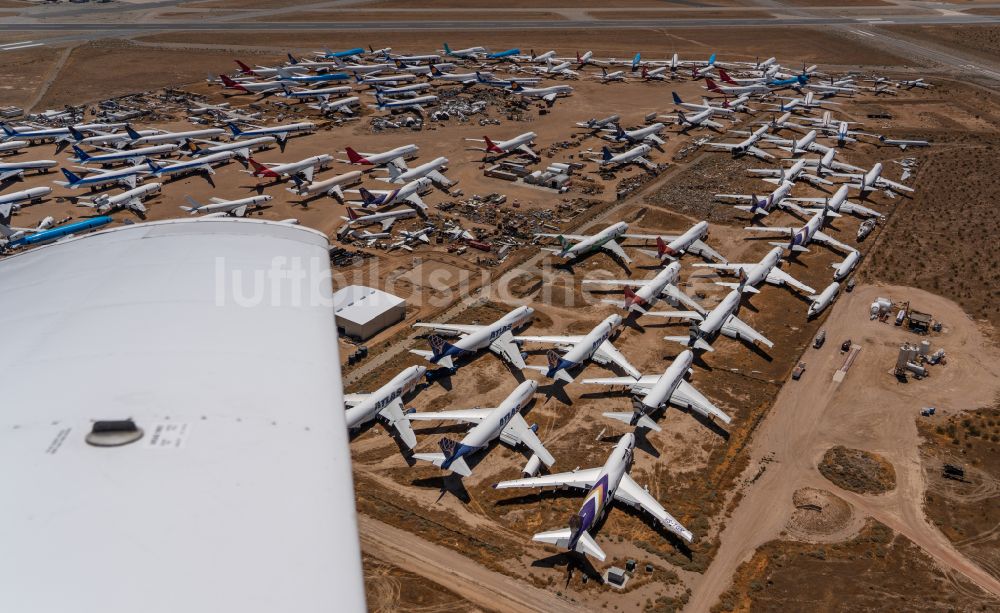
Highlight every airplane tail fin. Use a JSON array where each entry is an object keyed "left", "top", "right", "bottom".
[
  {"left": 345, "top": 207, "right": 363, "bottom": 221},
  {"left": 601, "top": 146, "right": 613, "bottom": 162},
  {"left": 705, "top": 78, "right": 722, "bottom": 93},
  {"left": 483, "top": 135, "right": 501, "bottom": 153},
  {"left": 68, "top": 126, "right": 85, "bottom": 142},
  {"left": 719, "top": 67, "right": 737, "bottom": 85},
  {"left": 509, "top": 81, "right": 523, "bottom": 92},
  {"left": 61, "top": 167, "right": 83, "bottom": 185},
  {"left": 125, "top": 124, "right": 141, "bottom": 140},
  {"left": 672, "top": 91, "right": 683, "bottom": 105},
  {"left": 443, "top": 42, "right": 451, "bottom": 54},
  {"left": 247, "top": 157, "right": 267, "bottom": 175},
  {"left": 219, "top": 74, "right": 240, "bottom": 88},
  {"left": 358, "top": 186, "right": 379, "bottom": 207},
  {"left": 235, "top": 59, "right": 254, "bottom": 74},
  {"left": 437, "top": 437, "right": 471, "bottom": 476},
  {"left": 145, "top": 158, "right": 161, "bottom": 173},
  {"left": 427, "top": 334, "right": 456, "bottom": 369},
  {"left": 656, "top": 235, "right": 675, "bottom": 258},
  {"left": 287, "top": 53, "right": 298, "bottom": 64},
  {"left": 631, "top": 52, "right": 641, "bottom": 71},
  {"left": 345, "top": 146, "right": 365, "bottom": 164},
  {"left": 226, "top": 122, "right": 242, "bottom": 137},
  {"left": 181, "top": 195, "right": 202, "bottom": 213},
  {"left": 0, "top": 123, "right": 14, "bottom": 137},
  {"left": 72, "top": 145, "right": 90, "bottom": 161},
  {"left": 556, "top": 234, "right": 571, "bottom": 251}
]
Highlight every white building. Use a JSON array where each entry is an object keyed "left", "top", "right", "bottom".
[
  {"left": 0, "top": 218, "right": 365, "bottom": 613},
  {"left": 333, "top": 284, "right": 406, "bottom": 340}
]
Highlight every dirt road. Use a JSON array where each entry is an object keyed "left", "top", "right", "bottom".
[
  {"left": 685, "top": 284, "right": 1000, "bottom": 611},
  {"left": 359, "top": 515, "right": 583, "bottom": 613}
]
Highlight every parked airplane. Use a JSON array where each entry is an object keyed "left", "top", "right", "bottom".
[
  {"left": 581, "top": 261, "right": 702, "bottom": 316},
  {"left": 184, "top": 136, "right": 276, "bottom": 159},
  {"left": 275, "top": 69, "right": 350, "bottom": 84},
  {"left": 582, "top": 350, "right": 731, "bottom": 430},
  {"left": 624, "top": 220, "right": 727, "bottom": 262},
  {"left": 124, "top": 126, "right": 224, "bottom": 146},
  {"left": 63, "top": 126, "right": 156, "bottom": 149},
  {"left": 226, "top": 121, "right": 316, "bottom": 145},
  {"left": 745, "top": 206, "right": 855, "bottom": 254},
  {"left": 380, "top": 156, "right": 452, "bottom": 187},
  {"left": 286, "top": 170, "right": 362, "bottom": 201},
  {"left": 344, "top": 144, "right": 419, "bottom": 166},
  {"left": 0, "top": 158, "right": 57, "bottom": 181},
  {"left": 144, "top": 152, "right": 233, "bottom": 179},
  {"left": 832, "top": 250, "right": 860, "bottom": 281},
  {"left": 181, "top": 194, "right": 272, "bottom": 217},
  {"left": 0, "top": 215, "right": 112, "bottom": 250},
  {"left": 606, "top": 122, "right": 666, "bottom": 146},
  {"left": 373, "top": 93, "right": 439, "bottom": 113},
  {"left": 355, "top": 177, "right": 432, "bottom": 211},
  {"left": 55, "top": 166, "right": 148, "bottom": 190},
  {"left": 467, "top": 132, "right": 538, "bottom": 160},
  {"left": 234, "top": 59, "right": 307, "bottom": 78},
  {"left": 536, "top": 221, "right": 631, "bottom": 264},
  {"left": 705, "top": 77, "right": 768, "bottom": 96},
  {"left": 670, "top": 109, "right": 725, "bottom": 132},
  {"left": 371, "top": 82, "right": 434, "bottom": 97},
  {"left": 516, "top": 314, "right": 640, "bottom": 383},
  {"left": 692, "top": 246, "right": 814, "bottom": 295},
  {"left": 442, "top": 43, "right": 487, "bottom": 59},
  {"left": 785, "top": 184, "right": 883, "bottom": 218},
  {"left": 485, "top": 48, "right": 520, "bottom": 60},
  {"left": 356, "top": 73, "right": 418, "bottom": 87},
  {"left": 280, "top": 83, "right": 353, "bottom": 102},
  {"left": 0, "top": 122, "right": 69, "bottom": 143},
  {"left": 428, "top": 65, "right": 480, "bottom": 85},
  {"left": 388, "top": 227, "right": 433, "bottom": 251},
  {"left": 708, "top": 125, "right": 772, "bottom": 159},
  {"left": 597, "top": 144, "right": 656, "bottom": 170},
  {"left": 663, "top": 288, "right": 773, "bottom": 352},
  {"left": 494, "top": 433, "right": 693, "bottom": 561},
  {"left": 77, "top": 183, "right": 161, "bottom": 214},
  {"left": 766, "top": 129, "right": 819, "bottom": 156},
  {"left": 410, "top": 306, "right": 533, "bottom": 371},
  {"left": 408, "top": 380, "right": 553, "bottom": 477},
  {"left": 877, "top": 135, "right": 929, "bottom": 150},
  {"left": 247, "top": 154, "right": 333, "bottom": 182},
  {"left": 670, "top": 92, "right": 737, "bottom": 115},
  {"left": 218, "top": 74, "right": 283, "bottom": 95},
  {"left": 576, "top": 115, "right": 621, "bottom": 131},
  {"left": 808, "top": 282, "right": 840, "bottom": 318},
  {"left": 72, "top": 144, "right": 177, "bottom": 167},
  {"left": 343, "top": 365, "right": 425, "bottom": 450},
  {"left": 507, "top": 82, "right": 573, "bottom": 106},
  {"left": 834, "top": 162, "right": 912, "bottom": 196},
  {"left": 898, "top": 78, "right": 931, "bottom": 90},
  {"left": 715, "top": 180, "right": 803, "bottom": 216},
  {"left": 0, "top": 186, "right": 51, "bottom": 212},
  {"left": 747, "top": 158, "right": 831, "bottom": 187},
  {"left": 341, "top": 206, "right": 416, "bottom": 231}
]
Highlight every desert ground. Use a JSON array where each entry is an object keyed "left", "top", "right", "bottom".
[{"left": 2, "top": 1, "right": 999, "bottom": 611}]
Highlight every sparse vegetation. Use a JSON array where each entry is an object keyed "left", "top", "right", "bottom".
[{"left": 818, "top": 446, "right": 897, "bottom": 495}]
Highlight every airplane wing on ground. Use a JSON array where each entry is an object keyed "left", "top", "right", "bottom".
[
  {"left": 502, "top": 414, "right": 555, "bottom": 466},
  {"left": 581, "top": 278, "right": 652, "bottom": 287},
  {"left": 622, "top": 233, "right": 680, "bottom": 242},
  {"left": 231, "top": 205, "right": 248, "bottom": 217},
  {"left": 672, "top": 380, "right": 732, "bottom": 424},
  {"left": 535, "top": 233, "right": 586, "bottom": 241},
  {"left": 601, "top": 239, "right": 632, "bottom": 264},
  {"left": 403, "top": 192, "right": 427, "bottom": 211},
  {"left": 377, "top": 397, "right": 417, "bottom": 449},
  {"left": 512, "top": 334, "right": 584, "bottom": 346},
  {"left": 533, "top": 527, "right": 605, "bottom": 560},
  {"left": 615, "top": 474, "right": 694, "bottom": 542},
  {"left": 406, "top": 407, "right": 493, "bottom": 424},
  {"left": 765, "top": 268, "right": 815, "bottom": 294},
  {"left": 0, "top": 169, "right": 23, "bottom": 181},
  {"left": 876, "top": 178, "right": 913, "bottom": 193},
  {"left": 494, "top": 467, "right": 602, "bottom": 491},
  {"left": 581, "top": 374, "right": 659, "bottom": 388},
  {"left": 542, "top": 93, "right": 558, "bottom": 105},
  {"left": 714, "top": 193, "right": 753, "bottom": 201},
  {"left": 592, "top": 340, "right": 641, "bottom": 379},
  {"left": 812, "top": 231, "right": 855, "bottom": 253},
  {"left": 744, "top": 226, "right": 794, "bottom": 236},
  {"left": 721, "top": 314, "right": 774, "bottom": 349},
  {"left": 635, "top": 157, "right": 657, "bottom": 171},
  {"left": 489, "top": 330, "right": 526, "bottom": 369},
  {"left": 412, "top": 322, "right": 482, "bottom": 335},
  {"left": 516, "top": 144, "right": 539, "bottom": 158},
  {"left": 126, "top": 198, "right": 147, "bottom": 213},
  {"left": 688, "top": 239, "right": 727, "bottom": 263}
]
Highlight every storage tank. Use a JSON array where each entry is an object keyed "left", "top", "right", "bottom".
[
  {"left": 896, "top": 345, "right": 911, "bottom": 370},
  {"left": 919, "top": 340, "right": 931, "bottom": 356}
]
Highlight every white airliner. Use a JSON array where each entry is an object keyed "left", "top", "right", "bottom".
[
  {"left": 576, "top": 115, "right": 620, "bottom": 131},
  {"left": 184, "top": 136, "right": 276, "bottom": 160},
  {"left": 692, "top": 246, "right": 814, "bottom": 295},
  {"left": 709, "top": 125, "right": 773, "bottom": 160},
  {"left": 341, "top": 206, "right": 416, "bottom": 231},
  {"left": 605, "top": 122, "right": 666, "bottom": 146},
  {"left": 785, "top": 184, "right": 883, "bottom": 219},
  {"left": 715, "top": 180, "right": 804, "bottom": 216},
  {"left": 280, "top": 83, "right": 352, "bottom": 101},
  {"left": 466, "top": 132, "right": 538, "bottom": 159},
  {"left": 624, "top": 220, "right": 727, "bottom": 262},
  {"left": 582, "top": 261, "right": 703, "bottom": 316},
  {"left": 764, "top": 129, "right": 819, "bottom": 156},
  {"left": 663, "top": 288, "right": 773, "bottom": 352},
  {"left": 72, "top": 144, "right": 177, "bottom": 166},
  {"left": 181, "top": 194, "right": 272, "bottom": 217},
  {"left": 670, "top": 109, "right": 725, "bottom": 132},
  {"left": 410, "top": 305, "right": 533, "bottom": 370},
  {"left": 515, "top": 314, "right": 640, "bottom": 383},
  {"left": 834, "top": 162, "right": 912, "bottom": 196},
  {"left": 77, "top": 183, "right": 161, "bottom": 214},
  {"left": 248, "top": 154, "right": 333, "bottom": 182},
  {"left": 380, "top": 156, "right": 452, "bottom": 187},
  {"left": 536, "top": 221, "right": 630, "bottom": 264},
  {"left": 808, "top": 282, "right": 840, "bottom": 318},
  {"left": 747, "top": 158, "right": 832, "bottom": 187},
  {"left": 597, "top": 144, "right": 656, "bottom": 170},
  {"left": 745, "top": 206, "right": 855, "bottom": 254},
  {"left": 494, "top": 433, "right": 693, "bottom": 561},
  {"left": 125, "top": 126, "right": 225, "bottom": 146},
  {"left": 145, "top": 152, "right": 234, "bottom": 179},
  {"left": 582, "top": 350, "right": 731, "bottom": 430},
  {"left": 507, "top": 82, "right": 573, "bottom": 106},
  {"left": 705, "top": 77, "right": 768, "bottom": 96},
  {"left": 0, "top": 186, "right": 51, "bottom": 213},
  {"left": 0, "top": 158, "right": 57, "bottom": 181},
  {"left": 408, "top": 380, "right": 554, "bottom": 477},
  {"left": 227, "top": 121, "right": 316, "bottom": 144},
  {"left": 218, "top": 74, "right": 283, "bottom": 94},
  {"left": 373, "top": 93, "right": 439, "bottom": 113},
  {"left": 353, "top": 177, "right": 432, "bottom": 211},
  {"left": 286, "top": 170, "right": 362, "bottom": 201},
  {"left": 343, "top": 365, "right": 425, "bottom": 449},
  {"left": 344, "top": 144, "right": 419, "bottom": 166}
]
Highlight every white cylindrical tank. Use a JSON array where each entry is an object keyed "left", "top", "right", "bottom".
[
  {"left": 906, "top": 362, "right": 926, "bottom": 377},
  {"left": 920, "top": 340, "right": 931, "bottom": 356},
  {"left": 876, "top": 297, "right": 892, "bottom": 311}
]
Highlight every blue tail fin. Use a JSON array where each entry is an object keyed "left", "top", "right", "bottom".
[
  {"left": 61, "top": 167, "right": 83, "bottom": 184},
  {"left": 72, "top": 145, "right": 90, "bottom": 161},
  {"left": 68, "top": 126, "right": 85, "bottom": 142},
  {"left": 287, "top": 53, "right": 298, "bottom": 64},
  {"left": 0, "top": 123, "right": 15, "bottom": 137},
  {"left": 631, "top": 52, "right": 641, "bottom": 70},
  {"left": 358, "top": 187, "right": 379, "bottom": 206},
  {"left": 438, "top": 437, "right": 461, "bottom": 465},
  {"left": 443, "top": 42, "right": 451, "bottom": 54},
  {"left": 672, "top": 91, "right": 683, "bottom": 105},
  {"left": 226, "top": 122, "right": 241, "bottom": 137},
  {"left": 146, "top": 158, "right": 161, "bottom": 173},
  {"left": 125, "top": 125, "right": 141, "bottom": 140},
  {"left": 709, "top": 52, "right": 717, "bottom": 65},
  {"left": 601, "top": 146, "right": 613, "bottom": 162}
]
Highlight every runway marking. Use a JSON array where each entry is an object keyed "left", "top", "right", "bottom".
[{"left": 0, "top": 41, "right": 44, "bottom": 51}]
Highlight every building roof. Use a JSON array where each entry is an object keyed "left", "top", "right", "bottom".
[
  {"left": 333, "top": 284, "right": 406, "bottom": 326},
  {"left": 0, "top": 218, "right": 365, "bottom": 613}
]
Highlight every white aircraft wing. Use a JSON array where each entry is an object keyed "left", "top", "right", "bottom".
[
  {"left": 512, "top": 334, "right": 584, "bottom": 346},
  {"left": 502, "top": 414, "right": 555, "bottom": 466},
  {"left": 494, "top": 467, "right": 602, "bottom": 491},
  {"left": 377, "top": 397, "right": 417, "bottom": 449},
  {"left": 535, "top": 233, "right": 586, "bottom": 241},
  {"left": 342, "top": 393, "right": 370, "bottom": 407},
  {"left": 721, "top": 314, "right": 774, "bottom": 349},
  {"left": 601, "top": 239, "right": 632, "bottom": 264},
  {"left": 581, "top": 278, "right": 652, "bottom": 288},
  {"left": 635, "top": 157, "right": 657, "bottom": 171},
  {"left": 300, "top": 166, "right": 316, "bottom": 182},
  {"left": 0, "top": 169, "right": 23, "bottom": 181},
  {"left": 406, "top": 407, "right": 493, "bottom": 424},
  {"left": 592, "top": 340, "right": 641, "bottom": 379},
  {"left": 489, "top": 330, "right": 526, "bottom": 369},
  {"left": 615, "top": 474, "right": 693, "bottom": 542},
  {"left": 412, "top": 322, "right": 482, "bottom": 335},
  {"left": 672, "top": 380, "right": 731, "bottom": 424},
  {"left": 765, "top": 268, "right": 815, "bottom": 294},
  {"left": 516, "top": 144, "right": 538, "bottom": 158},
  {"left": 704, "top": 119, "right": 725, "bottom": 130},
  {"left": 581, "top": 374, "right": 659, "bottom": 389},
  {"left": 379, "top": 216, "right": 401, "bottom": 231},
  {"left": 645, "top": 134, "right": 665, "bottom": 145},
  {"left": 837, "top": 201, "right": 882, "bottom": 218},
  {"left": 876, "top": 178, "right": 913, "bottom": 193},
  {"left": 403, "top": 192, "right": 427, "bottom": 211},
  {"left": 126, "top": 198, "right": 147, "bottom": 213},
  {"left": 812, "top": 230, "right": 854, "bottom": 253},
  {"left": 231, "top": 205, "right": 248, "bottom": 217},
  {"left": 688, "top": 239, "right": 727, "bottom": 263},
  {"left": 744, "top": 226, "right": 794, "bottom": 236},
  {"left": 622, "top": 233, "right": 679, "bottom": 241},
  {"left": 541, "top": 93, "right": 558, "bottom": 105},
  {"left": 714, "top": 194, "right": 754, "bottom": 201}
]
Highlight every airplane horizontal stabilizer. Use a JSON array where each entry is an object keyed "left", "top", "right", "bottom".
[
  {"left": 412, "top": 452, "right": 446, "bottom": 467},
  {"left": 603, "top": 411, "right": 661, "bottom": 432},
  {"left": 715, "top": 281, "right": 760, "bottom": 294}
]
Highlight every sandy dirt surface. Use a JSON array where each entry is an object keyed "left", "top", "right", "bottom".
[
  {"left": 237, "top": 10, "right": 568, "bottom": 22},
  {"left": 885, "top": 24, "right": 1000, "bottom": 66},
  {"left": 685, "top": 283, "right": 1000, "bottom": 611}
]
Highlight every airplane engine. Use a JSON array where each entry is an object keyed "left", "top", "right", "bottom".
[{"left": 522, "top": 454, "right": 542, "bottom": 477}]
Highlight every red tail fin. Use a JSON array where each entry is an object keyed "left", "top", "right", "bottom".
[
  {"left": 345, "top": 146, "right": 366, "bottom": 164},
  {"left": 623, "top": 286, "right": 644, "bottom": 307},
  {"left": 247, "top": 157, "right": 267, "bottom": 174},
  {"left": 705, "top": 78, "right": 722, "bottom": 92},
  {"left": 220, "top": 74, "right": 238, "bottom": 87},
  {"left": 234, "top": 60, "right": 254, "bottom": 75},
  {"left": 656, "top": 236, "right": 676, "bottom": 258},
  {"left": 483, "top": 136, "right": 501, "bottom": 153},
  {"left": 719, "top": 68, "right": 737, "bottom": 85},
  {"left": 346, "top": 207, "right": 362, "bottom": 221}
]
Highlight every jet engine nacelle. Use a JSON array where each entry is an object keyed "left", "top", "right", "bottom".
[{"left": 522, "top": 454, "right": 542, "bottom": 477}]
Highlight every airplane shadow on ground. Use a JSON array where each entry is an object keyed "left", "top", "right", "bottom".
[
  {"left": 532, "top": 552, "right": 604, "bottom": 587},
  {"left": 538, "top": 379, "right": 574, "bottom": 407},
  {"left": 410, "top": 473, "right": 472, "bottom": 504}
]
